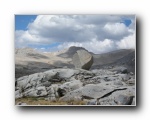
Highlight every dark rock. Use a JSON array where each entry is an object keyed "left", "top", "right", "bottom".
[
  {"left": 114, "top": 95, "right": 134, "bottom": 105},
  {"left": 125, "top": 79, "right": 135, "bottom": 86},
  {"left": 16, "top": 102, "right": 27, "bottom": 105},
  {"left": 57, "top": 88, "right": 66, "bottom": 97},
  {"left": 121, "top": 67, "right": 128, "bottom": 74}
]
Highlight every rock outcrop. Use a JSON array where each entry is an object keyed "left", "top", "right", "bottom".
[
  {"left": 15, "top": 67, "right": 135, "bottom": 105},
  {"left": 72, "top": 50, "right": 93, "bottom": 70}
]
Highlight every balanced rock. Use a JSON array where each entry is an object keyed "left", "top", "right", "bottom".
[{"left": 72, "top": 50, "right": 93, "bottom": 70}]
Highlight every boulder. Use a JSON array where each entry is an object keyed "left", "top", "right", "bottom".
[
  {"left": 45, "top": 68, "right": 80, "bottom": 80},
  {"left": 15, "top": 90, "right": 23, "bottom": 99},
  {"left": 72, "top": 50, "right": 93, "bottom": 70},
  {"left": 111, "top": 67, "right": 128, "bottom": 74},
  {"left": 113, "top": 81, "right": 124, "bottom": 86},
  {"left": 42, "top": 71, "right": 59, "bottom": 82},
  {"left": 36, "top": 86, "right": 47, "bottom": 95},
  {"left": 121, "top": 67, "right": 128, "bottom": 74},
  {"left": 125, "top": 78, "right": 135, "bottom": 86},
  {"left": 16, "top": 102, "right": 27, "bottom": 105},
  {"left": 87, "top": 99, "right": 97, "bottom": 105},
  {"left": 59, "top": 80, "right": 83, "bottom": 95},
  {"left": 46, "top": 84, "right": 59, "bottom": 98},
  {"left": 116, "top": 74, "right": 130, "bottom": 81},
  {"left": 114, "top": 95, "right": 134, "bottom": 105}
]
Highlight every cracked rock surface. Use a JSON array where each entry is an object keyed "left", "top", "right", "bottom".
[{"left": 15, "top": 68, "right": 135, "bottom": 105}]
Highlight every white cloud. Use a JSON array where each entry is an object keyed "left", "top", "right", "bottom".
[
  {"left": 116, "top": 33, "right": 135, "bottom": 49},
  {"left": 15, "top": 15, "right": 135, "bottom": 53},
  {"left": 82, "top": 39, "right": 116, "bottom": 54},
  {"left": 57, "top": 39, "right": 116, "bottom": 54},
  {"left": 104, "top": 23, "right": 128, "bottom": 35}
]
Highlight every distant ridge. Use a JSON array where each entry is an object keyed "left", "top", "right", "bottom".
[
  {"left": 91, "top": 49, "right": 135, "bottom": 72},
  {"left": 15, "top": 46, "right": 135, "bottom": 78},
  {"left": 15, "top": 47, "right": 48, "bottom": 59},
  {"left": 93, "top": 49, "right": 134, "bottom": 66},
  {"left": 58, "top": 46, "right": 91, "bottom": 58}
]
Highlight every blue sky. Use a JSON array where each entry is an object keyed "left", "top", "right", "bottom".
[
  {"left": 15, "top": 15, "right": 63, "bottom": 51},
  {"left": 121, "top": 19, "right": 131, "bottom": 27},
  {"left": 15, "top": 15, "right": 37, "bottom": 30},
  {"left": 15, "top": 15, "right": 135, "bottom": 53}
]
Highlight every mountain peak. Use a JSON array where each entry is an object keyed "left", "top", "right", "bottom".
[
  {"left": 68, "top": 46, "right": 86, "bottom": 51},
  {"left": 58, "top": 46, "right": 90, "bottom": 58}
]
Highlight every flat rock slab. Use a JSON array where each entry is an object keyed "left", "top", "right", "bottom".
[
  {"left": 59, "top": 84, "right": 127, "bottom": 101},
  {"left": 98, "top": 86, "right": 135, "bottom": 105}
]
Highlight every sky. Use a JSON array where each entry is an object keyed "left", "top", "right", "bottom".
[{"left": 15, "top": 15, "right": 135, "bottom": 54}]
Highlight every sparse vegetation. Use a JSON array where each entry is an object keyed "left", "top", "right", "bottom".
[{"left": 15, "top": 97, "right": 87, "bottom": 105}]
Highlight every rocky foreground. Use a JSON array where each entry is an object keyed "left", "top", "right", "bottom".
[{"left": 15, "top": 67, "right": 135, "bottom": 105}]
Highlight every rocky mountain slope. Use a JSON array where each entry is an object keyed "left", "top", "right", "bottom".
[
  {"left": 91, "top": 49, "right": 135, "bottom": 72},
  {"left": 15, "top": 47, "right": 135, "bottom": 78},
  {"left": 58, "top": 46, "right": 88, "bottom": 58},
  {"left": 15, "top": 48, "right": 72, "bottom": 78},
  {"left": 15, "top": 47, "right": 135, "bottom": 106}
]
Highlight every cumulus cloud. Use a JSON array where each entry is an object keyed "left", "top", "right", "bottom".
[
  {"left": 104, "top": 23, "right": 128, "bottom": 35},
  {"left": 57, "top": 39, "right": 116, "bottom": 54},
  {"left": 15, "top": 15, "right": 135, "bottom": 53},
  {"left": 116, "top": 33, "right": 135, "bottom": 49}
]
